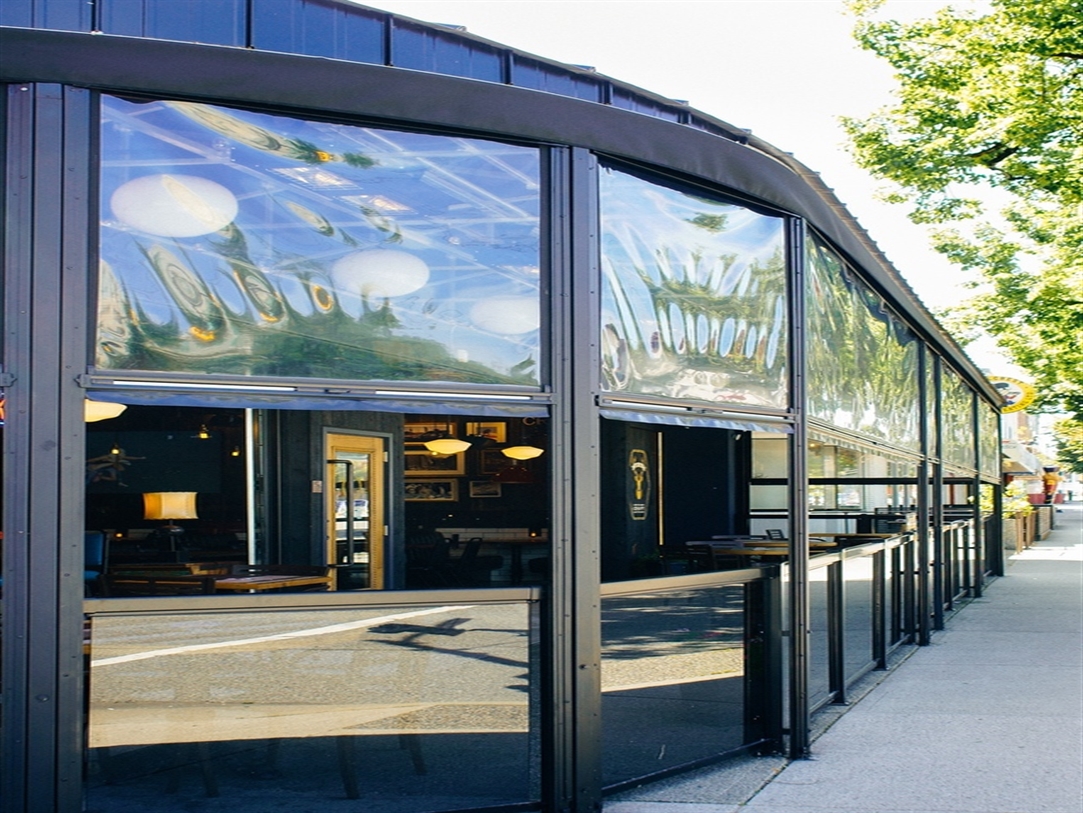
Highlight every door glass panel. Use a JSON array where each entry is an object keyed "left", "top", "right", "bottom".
[{"left": 326, "top": 433, "right": 385, "bottom": 590}]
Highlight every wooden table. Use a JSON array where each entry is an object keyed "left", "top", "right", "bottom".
[{"left": 107, "top": 564, "right": 333, "bottom": 595}]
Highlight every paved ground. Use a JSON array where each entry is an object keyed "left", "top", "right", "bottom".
[{"left": 607, "top": 502, "right": 1083, "bottom": 813}]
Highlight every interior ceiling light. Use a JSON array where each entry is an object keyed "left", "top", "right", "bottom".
[
  {"left": 501, "top": 445, "right": 544, "bottom": 460},
  {"left": 85, "top": 400, "right": 127, "bottom": 422},
  {"left": 423, "top": 437, "right": 472, "bottom": 455},
  {"left": 110, "top": 174, "right": 238, "bottom": 237}
]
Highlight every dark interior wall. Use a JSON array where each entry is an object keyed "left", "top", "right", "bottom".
[
  {"left": 84, "top": 405, "right": 248, "bottom": 534},
  {"left": 600, "top": 420, "right": 753, "bottom": 582},
  {"left": 600, "top": 419, "right": 660, "bottom": 581},
  {"left": 660, "top": 425, "right": 750, "bottom": 543}
]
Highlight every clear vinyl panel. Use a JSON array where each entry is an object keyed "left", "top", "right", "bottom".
[
  {"left": 807, "top": 564, "right": 832, "bottom": 709},
  {"left": 599, "top": 165, "right": 788, "bottom": 408},
  {"left": 805, "top": 235, "right": 920, "bottom": 450},
  {"left": 600, "top": 581, "right": 752, "bottom": 785},
  {"left": 98, "top": 96, "right": 541, "bottom": 386},
  {"left": 85, "top": 601, "right": 539, "bottom": 812},
  {"left": 842, "top": 551, "right": 876, "bottom": 682},
  {"left": 940, "top": 367, "right": 976, "bottom": 471}
]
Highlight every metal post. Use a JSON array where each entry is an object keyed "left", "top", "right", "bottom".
[
  {"left": 916, "top": 347, "right": 932, "bottom": 645},
  {"left": 1, "top": 83, "right": 93, "bottom": 813},
  {"left": 931, "top": 358, "right": 945, "bottom": 631},
  {"left": 544, "top": 147, "right": 603, "bottom": 813},
  {"left": 786, "top": 220, "right": 810, "bottom": 758}
]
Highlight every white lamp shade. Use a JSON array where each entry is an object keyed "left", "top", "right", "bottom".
[
  {"left": 143, "top": 492, "right": 199, "bottom": 521},
  {"left": 111, "top": 174, "right": 239, "bottom": 237},
  {"left": 423, "top": 437, "right": 472, "bottom": 455},
  {"left": 502, "top": 445, "right": 544, "bottom": 460},
  {"left": 330, "top": 249, "right": 430, "bottom": 299},
  {"left": 84, "top": 400, "right": 127, "bottom": 422},
  {"left": 469, "top": 297, "right": 540, "bottom": 334}
]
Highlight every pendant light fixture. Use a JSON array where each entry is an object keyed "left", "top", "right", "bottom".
[{"left": 422, "top": 417, "right": 472, "bottom": 456}]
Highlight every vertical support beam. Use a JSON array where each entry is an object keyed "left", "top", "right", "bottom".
[
  {"left": 872, "top": 550, "right": 886, "bottom": 668},
  {"left": 1, "top": 83, "right": 93, "bottom": 813},
  {"left": 544, "top": 147, "right": 603, "bottom": 813},
  {"left": 827, "top": 561, "right": 846, "bottom": 705},
  {"left": 931, "top": 357, "right": 946, "bottom": 631},
  {"left": 916, "top": 346, "right": 932, "bottom": 645},
  {"left": 786, "top": 219, "right": 810, "bottom": 758},
  {"left": 970, "top": 393, "right": 985, "bottom": 597}
]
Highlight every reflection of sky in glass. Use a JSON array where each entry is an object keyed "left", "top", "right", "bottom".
[
  {"left": 98, "top": 97, "right": 541, "bottom": 385},
  {"left": 806, "top": 236, "right": 920, "bottom": 449},
  {"left": 599, "top": 167, "right": 787, "bottom": 408}
]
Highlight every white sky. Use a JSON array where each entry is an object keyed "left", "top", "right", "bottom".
[{"left": 359, "top": 0, "right": 1011, "bottom": 368}]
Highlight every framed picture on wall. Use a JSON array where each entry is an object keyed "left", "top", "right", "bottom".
[
  {"left": 404, "top": 479, "right": 459, "bottom": 502},
  {"left": 404, "top": 450, "right": 465, "bottom": 476},
  {"left": 465, "top": 421, "right": 506, "bottom": 443},
  {"left": 403, "top": 422, "right": 454, "bottom": 443},
  {"left": 469, "top": 480, "right": 502, "bottom": 498}
]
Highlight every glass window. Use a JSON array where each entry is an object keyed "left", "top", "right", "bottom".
[
  {"left": 86, "top": 601, "right": 539, "bottom": 811},
  {"left": 806, "top": 235, "right": 920, "bottom": 450},
  {"left": 98, "top": 96, "right": 541, "bottom": 385},
  {"left": 979, "top": 401, "right": 1001, "bottom": 479},
  {"left": 941, "top": 367, "right": 975, "bottom": 470},
  {"left": 599, "top": 166, "right": 788, "bottom": 408},
  {"left": 87, "top": 404, "right": 550, "bottom": 597}
]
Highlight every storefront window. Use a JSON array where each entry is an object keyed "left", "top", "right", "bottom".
[
  {"left": 599, "top": 166, "right": 787, "bottom": 408},
  {"left": 806, "top": 235, "right": 920, "bottom": 450},
  {"left": 98, "top": 96, "right": 541, "bottom": 385}
]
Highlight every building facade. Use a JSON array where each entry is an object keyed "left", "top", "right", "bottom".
[{"left": 1, "top": 2, "right": 1004, "bottom": 812}]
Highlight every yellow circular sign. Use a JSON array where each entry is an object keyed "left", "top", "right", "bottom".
[{"left": 988, "top": 376, "right": 1037, "bottom": 413}]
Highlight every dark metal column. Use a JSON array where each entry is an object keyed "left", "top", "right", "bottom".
[
  {"left": 970, "top": 394, "right": 985, "bottom": 597},
  {"left": 916, "top": 345, "right": 932, "bottom": 645},
  {"left": 786, "top": 220, "right": 810, "bottom": 757},
  {"left": 544, "top": 147, "right": 603, "bottom": 813},
  {"left": 1, "top": 83, "right": 93, "bottom": 813},
  {"left": 931, "top": 357, "right": 946, "bottom": 631}
]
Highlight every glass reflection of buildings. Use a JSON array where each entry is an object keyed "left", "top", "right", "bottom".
[{"left": 1, "top": 4, "right": 1004, "bottom": 813}]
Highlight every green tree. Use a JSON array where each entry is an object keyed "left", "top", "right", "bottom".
[
  {"left": 843, "top": 0, "right": 1083, "bottom": 420},
  {"left": 1054, "top": 418, "right": 1083, "bottom": 474}
]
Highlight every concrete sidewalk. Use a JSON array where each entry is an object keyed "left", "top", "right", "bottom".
[{"left": 607, "top": 503, "right": 1083, "bottom": 813}]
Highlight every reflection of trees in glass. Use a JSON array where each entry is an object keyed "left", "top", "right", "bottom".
[
  {"left": 941, "top": 368, "right": 975, "bottom": 468},
  {"left": 97, "top": 98, "right": 540, "bottom": 385},
  {"left": 805, "top": 236, "right": 920, "bottom": 448},
  {"left": 600, "top": 170, "right": 787, "bottom": 407}
]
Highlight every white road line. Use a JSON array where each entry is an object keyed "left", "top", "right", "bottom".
[{"left": 91, "top": 604, "right": 475, "bottom": 667}]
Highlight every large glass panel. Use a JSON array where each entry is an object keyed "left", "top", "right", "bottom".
[
  {"left": 842, "top": 552, "right": 875, "bottom": 681},
  {"left": 599, "top": 166, "right": 787, "bottom": 408},
  {"left": 941, "top": 367, "right": 975, "bottom": 470},
  {"left": 979, "top": 401, "right": 1001, "bottom": 479},
  {"left": 87, "top": 404, "right": 551, "bottom": 597},
  {"left": 808, "top": 564, "right": 832, "bottom": 708},
  {"left": 86, "top": 601, "right": 539, "bottom": 811},
  {"left": 806, "top": 235, "right": 920, "bottom": 449},
  {"left": 601, "top": 582, "right": 751, "bottom": 785},
  {"left": 99, "top": 96, "right": 541, "bottom": 385}
]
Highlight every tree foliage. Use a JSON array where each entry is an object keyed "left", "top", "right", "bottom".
[
  {"left": 1054, "top": 418, "right": 1083, "bottom": 474},
  {"left": 843, "top": 0, "right": 1083, "bottom": 420}
]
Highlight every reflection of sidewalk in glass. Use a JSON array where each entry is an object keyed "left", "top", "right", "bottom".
[{"left": 89, "top": 701, "right": 528, "bottom": 748}]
